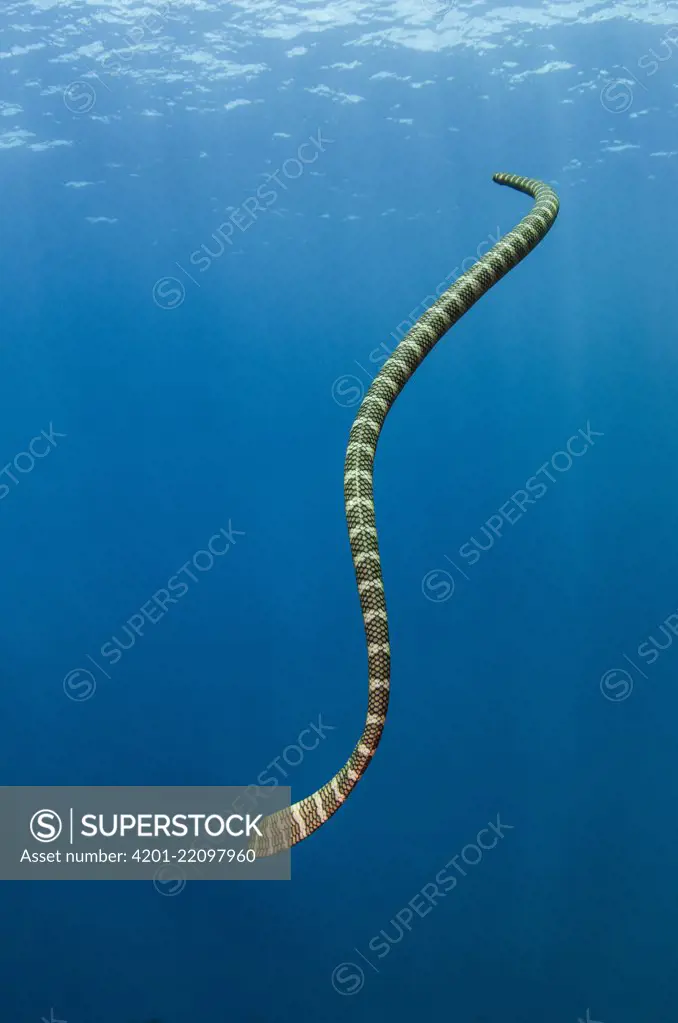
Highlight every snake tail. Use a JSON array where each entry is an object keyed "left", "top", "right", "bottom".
[{"left": 250, "top": 172, "right": 560, "bottom": 857}]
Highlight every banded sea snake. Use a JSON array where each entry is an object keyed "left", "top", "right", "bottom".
[{"left": 251, "top": 173, "right": 560, "bottom": 857}]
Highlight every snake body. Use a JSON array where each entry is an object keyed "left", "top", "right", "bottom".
[{"left": 251, "top": 173, "right": 559, "bottom": 857}]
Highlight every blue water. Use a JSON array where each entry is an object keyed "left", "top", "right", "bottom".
[{"left": 2, "top": 2, "right": 678, "bottom": 1021}]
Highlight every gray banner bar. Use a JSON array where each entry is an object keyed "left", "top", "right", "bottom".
[{"left": 0, "top": 786, "right": 291, "bottom": 880}]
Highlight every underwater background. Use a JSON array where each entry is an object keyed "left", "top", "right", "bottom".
[{"left": 1, "top": 0, "right": 678, "bottom": 1020}]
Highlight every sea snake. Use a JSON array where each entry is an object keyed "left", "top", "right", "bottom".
[{"left": 251, "top": 173, "right": 559, "bottom": 857}]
